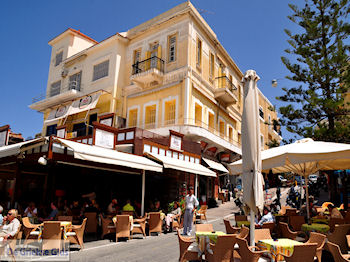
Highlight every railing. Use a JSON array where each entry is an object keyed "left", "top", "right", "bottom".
[
  {"left": 132, "top": 56, "right": 165, "bottom": 75},
  {"left": 31, "top": 83, "right": 83, "bottom": 103},
  {"left": 215, "top": 76, "right": 237, "bottom": 91}
]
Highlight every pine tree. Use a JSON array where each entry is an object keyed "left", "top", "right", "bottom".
[{"left": 278, "top": 0, "right": 350, "bottom": 142}]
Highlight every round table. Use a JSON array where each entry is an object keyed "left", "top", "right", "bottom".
[{"left": 301, "top": 223, "right": 330, "bottom": 233}]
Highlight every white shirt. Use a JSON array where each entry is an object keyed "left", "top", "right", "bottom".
[
  {"left": 185, "top": 194, "right": 199, "bottom": 210},
  {"left": 258, "top": 212, "right": 274, "bottom": 226},
  {"left": 24, "top": 207, "right": 37, "bottom": 218},
  {"left": 1, "top": 218, "right": 20, "bottom": 237}
]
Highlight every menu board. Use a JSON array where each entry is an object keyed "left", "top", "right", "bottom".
[
  {"left": 94, "top": 128, "right": 114, "bottom": 149},
  {"left": 170, "top": 134, "right": 182, "bottom": 151}
]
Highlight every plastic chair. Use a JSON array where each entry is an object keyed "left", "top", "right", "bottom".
[
  {"left": 305, "top": 232, "right": 326, "bottom": 262},
  {"left": 205, "top": 235, "right": 236, "bottom": 262},
  {"left": 223, "top": 219, "right": 240, "bottom": 234},
  {"left": 115, "top": 215, "right": 131, "bottom": 241},
  {"left": 277, "top": 243, "right": 317, "bottom": 262},
  {"left": 67, "top": 218, "right": 87, "bottom": 249}
]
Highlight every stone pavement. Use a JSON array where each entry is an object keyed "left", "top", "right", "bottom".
[{"left": 69, "top": 201, "right": 239, "bottom": 262}]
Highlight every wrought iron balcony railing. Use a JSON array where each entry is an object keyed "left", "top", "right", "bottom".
[
  {"left": 132, "top": 56, "right": 165, "bottom": 75},
  {"left": 215, "top": 76, "right": 237, "bottom": 91}
]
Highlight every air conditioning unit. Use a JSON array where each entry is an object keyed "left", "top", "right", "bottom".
[{"left": 61, "top": 69, "right": 68, "bottom": 78}]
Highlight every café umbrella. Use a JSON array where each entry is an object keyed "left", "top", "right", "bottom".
[
  {"left": 241, "top": 70, "right": 264, "bottom": 246},
  {"left": 229, "top": 138, "right": 350, "bottom": 221}
]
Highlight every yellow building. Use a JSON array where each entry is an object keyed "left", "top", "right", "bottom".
[{"left": 29, "top": 2, "right": 281, "bottom": 163}]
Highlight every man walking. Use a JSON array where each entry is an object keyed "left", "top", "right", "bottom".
[{"left": 183, "top": 186, "right": 199, "bottom": 236}]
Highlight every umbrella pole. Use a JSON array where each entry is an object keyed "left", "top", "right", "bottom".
[
  {"left": 250, "top": 209, "right": 255, "bottom": 246},
  {"left": 305, "top": 175, "right": 310, "bottom": 223}
]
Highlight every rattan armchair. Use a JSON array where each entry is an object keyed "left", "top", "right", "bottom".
[
  {"left": 100, "top": 214, "right": 116, "bottom": 239},
  {"left": 132, "top": 217, "right": 146, "bottom": 238},
  {"left": 195, "top": 223, "right": 213, "bottom": 232},
  {"left": 327, "top": 224, "right": 350, "bottom": 253},
  {"left": 84, "top": 212, "right": 98, "bottom": 234},
  {"left": 223, "top": 219, "right": 240, "bottom": 234},
  {"left": 22, "top": 217, "right": 40, "bottom": 240},
  {"left": 236, "top": 237, "right": 268, "bottom": 262},
  {"left": 289, "top": 215, "right": 305, "bottom": 231},
  {"left": 254, "top": 228, "right": 272, "bottom": 245},
  {"left": 277, "top": 243, "right": 317, "bottom": 262},
  {"left": 115, "top": 215, "right": 131, "bottom": 242},
  {"left": 148, "top": 212, "right": 162, "bottom": 235},
  {"left": 329, "top": 218, "right": 346, "bottom": 232},
  {"left": 205, "top": 235, "right": 236, "bottom": 262},
  {"left": 237, "top": 225, "right": 249, "bottom": 239},
  {"left": 57, "top": 216, "right": 73, "bottom": 222},
  {"left": 326, "top": 242, "right": 350, "bottom": 262},
  {"left": 177, "top": 229, "right": 198, "bottom": 262},
  {"left": 195, "top": 205, "right": 208, "bottom": 223},
  {"left": 235, "top": 215, "right": 247, "bottom": 222},
  {"left": 172, "top": 213, "right": 182, "bottom": 230},
  {"left": 67, "top": 218, "right": 87, "bottom": 249},
  {"left": 305, "top": 232, "right": 326, "bottom": 262},
  {"left": 279, "top": 222, "right": 298, "bottom": 240},
  {"left": 42, "top": 221, "right": 62, "bottom": 251},
  {"left": 261, "top": 222, "right": 275, "bottom": 235}
]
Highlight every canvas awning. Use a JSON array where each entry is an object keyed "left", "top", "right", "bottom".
[
  {"left": 146, "top": 152, "right": 216, "bottom": 177},
  {"left": 0, "top": 138, "right": 47, "bottom": 158},
  {"left": 202, "top": 158, "right": 228, "bottom": 173},
  {"left": 55, "top": 138, "right": 162, "bottom": 172},
  {"left": 44, "top": 92, "right": 101, "bottom": 124}
]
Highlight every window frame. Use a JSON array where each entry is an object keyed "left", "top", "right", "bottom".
[
  {"left": 55, "top": 51, "right": 63, "bottom": 66},
  {"left": 50, "top": 80, "right": 61, "bottom": 97},
  {"left": 167, "top": 34, "right": 177, "bottom": 63},
  {"left": 69, "top": 71, "right": 82, "bottom": 91},
  {"left": 259, "top": 106, "right": 264, "bottom": 120},
  {"left": 92, "top": 60, "right": 109, "bottom": 81},
  {"left": 209, "top": 52, "right": 215, "bottom": 80},
  {"left": 133, "top": 49, "right": 142, "bottom": 64},
  {"left": 196, "top": 37, "right": 202, "bottom": 69}
]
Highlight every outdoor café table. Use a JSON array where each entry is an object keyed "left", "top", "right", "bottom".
[
  {"left": 257, "top": 238, "right": 303, "bottom": 262},
  {"left": 301, "top": 223, "right": 330, "bottom": 233},
  {"left": 236, "top": 221, "right": 250, "bottom": 227},
  {"left": 195, "top": 231, "right": 226, "bottom": 255}
]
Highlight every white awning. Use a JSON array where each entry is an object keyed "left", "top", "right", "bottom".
[
  {"left": 45, "top": 103, "right": 72, "bottom": 123},
  {"left": 0, "top": 138, "right": 46, "bottom": 158},
  {"left": 202, "top": 158, "right": 229, "bottom": 173},
  {"left": 147, "top": 152, "right": 216, "bottom": 177},
  {"left": 55, "top": 138, "right": 162, "bottom": 172}
]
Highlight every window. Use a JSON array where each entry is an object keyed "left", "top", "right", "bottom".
[
  {"left": 55, "top": 51, "right": 63, "bottom": 66},
  {"left": 232, "top": 119, "right": 237, "bottom": 130},
  {"left": 50, "top": 81, "right": 61, "bottom": 97},
  {"left": 164, "top": 100, "right": 176, "bottom": 125},
  {"left": 228, "top": 126, "right": 233, "bottom": 141},
  {"left": 69, "top": 71, "right": 82, "bottom": 91},
  {"left": 128, "top": 109, "right": 138, "bottom": 127},
  {"left": 219, "top": 120, "right": 225, "bottom": 137},
  {"left": 194, "top": 103, "right": 202, "bottom": 126},
  {"left": 238, "top": 133, "right": 241, "bottom": 144},
  {"left": 196, "top": 38, "right": 202, "bottom": 68},
  {"left": 208, "top": 112, "right": 215, "bottom": 130},
  {"left": 209, "top": 52, "right": 214, "bottom": 79},
  {"left": 259, "top": 106, "right": 264, "bottom": 120},
  {"left": 168, "top": 35, "right": 176, "bottom": 62},
  {"left": 133, "top": 49, "right": 141, "bottom": 64},
  {"left": 88, "top": 113, "right": 97, "bottom": 135},
  {"left": 260, "top": 134, "right": 264, "bottom": 149},
  {"left": 145, "top": 105, "right": 157, "bottom": 129},
  {"left": 268, "top": 115, "right": 271, "bottom": 129},
  {"left": 238, "top": 85, "right": 242, "bottom": 106},
  {"left": 73, "top": 122, "right": 86, "bottom": 137},
  {"left": 93, "top": 60, "right": 109, "bottom": 81},
  {"left": 46, "top": 124, "right": 57, "bottom": 136}
]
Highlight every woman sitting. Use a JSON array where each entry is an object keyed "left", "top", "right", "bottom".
[{"left": 165, "top": 202, "right": 182, "bottom": 232}]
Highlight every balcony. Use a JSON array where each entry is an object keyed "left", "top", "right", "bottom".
[
  {"left": 29, "top": 84, "right": 83, "bottom": 112},
  {"left": 130, "top": 57, "right": 164, "bottom": 88},
  {"left": 214, "top": 76, "right": 238, "bottom": 107}
]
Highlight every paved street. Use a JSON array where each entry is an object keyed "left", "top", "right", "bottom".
[{"left": 69, "top": 201, "right": 239, "bottom": 262}]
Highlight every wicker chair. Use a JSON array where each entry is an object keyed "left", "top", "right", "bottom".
[
  {"left": 148, "top": 212, "right": 162, "bottom": 235},
  {"left": 5, "top": 224, "right": 22, "bottom": 260},
  {"left": 22, "top": 217, "right": 40, "bottom": 240},
  {"left": 254, "top": 228, "right": 272, "bottom": 245},
  {"left": 305, "top": 232, "right": 326, "bottom": 262},
  {"left": 67, "top": 218, "right": 87, "bottom": 249},
  {"left": 344, "top": 212, "right": 350, "bottom": 224},
  {"left": 261, "top": 222, "right": 275, "bottom": 234},
  {"left": 329, "top": 218, "right": 346, "bottom": 232},
  {"left": 326, "top": 241, "right": 350, "bottom": 262},
  {"left": 327, "top": 224, "right": 350, "bottom": 253},
  {"left": 100, "top": 214, "right": 116, "bottom": 239},
  {"left": 195, "top": 223, "right": 213, "bottom": 232},
  {"left": 132, "top": 217, "right": 146, "bottom": 238},
  {"left": 115, "top": 215, "right": 131, "bottom": 242},
  {"left": 84, "top": 212, "right": 98, "bottom": 233},
  {"left": 177, "top": 229, "right": 198, "bottom": 262},
  {"left": 236, "top": 237, "right": 268, "bottom": 262},
  {"left": 289, "top": 215, "right": 305, "bottom": 231},
  {"left": 277, "top": 243, "right": 317, "bottom": 262},
  {"left": 42, "top": 221, "right": 62, "bottom": 251},
  {"left": 172, "top": 213, "right": 182, "bottom": 230},
  {"left": 196, "top": 205, "right": 208, "bottom": 223},
  {"left": 285, "top": 208, "right": 298, "bottom": 217},
  {"left": 235, "top": 215, "right": 247, "bottom": 222},
  {"left": 279, "top": 222, "right": 298, "bottom": 240},
  {"left": 57, "top": 216, "right": 73, "bottom": 222},
  {"left": 279, "top": 205, "right": 292, "bottom": 215},
  {"left": 237, "top": 225, "right": 249, "bottom": 239},
  {"left": 205, "top": 235, "right": 236, "bottom": 262},
  {"left": 223, "top": 219, "right": 240, "bottom": 234}
]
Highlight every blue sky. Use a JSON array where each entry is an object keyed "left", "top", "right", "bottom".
[{"left": 0, "top": 0, "right": 305, "bottom": 140}]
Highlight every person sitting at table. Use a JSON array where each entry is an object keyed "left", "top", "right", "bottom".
[
  {"left": 300, "top": 197, "right": 318, "bottom": 219},
  {"left": 328, "top": 204, "right": 343, "bottom": 219},
  {"left": 24, "top": 202, "right": 38, "bottom": 218},
  {"left": 0, "top": 206, "right": 3, "bottom": 225},
  {"left": 165, "top": 201, "right": 182, "bottom": 232},
  {"left": 0, "top": 209, "right": 20, "bottom": 241},
  {"left": 108, "top": 199, "right": 119, "bottom": 215},
  {"left": 122, "top": 199, "right": 135, "bottom": 212},
  {"left": 41, "top": 202, "right": 58, "bottom": 221},
  {"left": 257, "top": 206, "right": 274, "bottom": 226}
]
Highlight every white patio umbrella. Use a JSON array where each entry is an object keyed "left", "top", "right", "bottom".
[
  {"left": 229, "top": 138, "right": 350, "bottom": 221},
  {"left": 241, "top": 70, "right": 264, "bottom": 246}
]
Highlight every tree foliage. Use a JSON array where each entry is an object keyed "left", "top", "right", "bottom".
[{"left": 278, "top": 0, "right": 350, "bottom": 142}]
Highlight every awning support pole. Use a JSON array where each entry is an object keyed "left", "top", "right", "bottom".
[
  {"left": 141, "top": 170, "right": 145, "bottom": 217},
  {"left": 195, "top": 174, "right": 198, "bottom": 198},
  {"left": 250, "top": 209, "right": 255, "bottom": 246}
]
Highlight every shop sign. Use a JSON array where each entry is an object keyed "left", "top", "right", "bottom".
[
  {"left": 94, "top": 128, "right": 114, "bottom": 149},
  {"left": 170, "top": 134, "right": 182, "bottom": 151}
]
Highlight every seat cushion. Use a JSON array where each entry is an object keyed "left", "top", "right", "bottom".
[
  {"left": 66, "top": 232, "right": 76, "bottom": 236},
  {"left": 133, "top": 224, "right": 141, "bottom": 228},
  {"left": 30, "top": 231, "right": 40, "bottom": 235}
]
